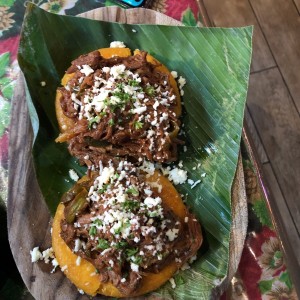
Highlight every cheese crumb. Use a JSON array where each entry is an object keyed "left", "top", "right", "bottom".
[
  {"left": 169, "top": 278, "right": 176, "bottom": 289},
  {"left": 168, "top": 168, "right": 187, "bottom": 185},
  {"left": 69, "top": 169, "right": 79, "bottom": 181},
  {"left": 61, "top": 265, "right": 68, "bottom": 272},
  {"left": 51, "top": 258, "right": 59, "bottom": 273},
  {"left": 76, "top": 256, "right": 81, "bottom": 266},
  {"left": 166, "top": 228, "right": 179, "bottom": 241},
  {"left": 30, "top": 247, "right": 42, "bottom": 262},
  {"left": 178, "top": 76, "right": 186, "bottom": 89},
  {"left": 40, "top": 81, "right": 46, "bottom": 86},
  {"left": 110, "top": 41, "right": 126, "bottom": 48},
  {"left": 171, "top": 71, "right": 178, "bottom": 78},
  {"left": 131, "top": 262, "right": 139, "bottom": 272},
  {"left": 191, "top": 180, "right": 201, "bottom": 189},
  {"left": 42, "top": 247, "right": 54, "bottom": 263},
  {"left": 78, "top": 289, "right": 84, "bottom": 294},
  {"left": 121, "top": 278, "right": 126, "bottom": 283},
  {"left": 80, "top": 64, "right": 94, "bottom": 76}
]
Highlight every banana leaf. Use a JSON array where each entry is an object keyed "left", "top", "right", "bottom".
[{"left": 18, "top": 4, "right": 252, "bottom": 299}]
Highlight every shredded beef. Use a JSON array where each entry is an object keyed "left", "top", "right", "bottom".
[
  {"left": 60, "top": 163, "right": 202, "bottom": 296},
  {"left": 57, "top": 50, "right": 183, "bottom": 165},
  {"left": 66, "top": 50, "right": 101, "bottom": 74}
]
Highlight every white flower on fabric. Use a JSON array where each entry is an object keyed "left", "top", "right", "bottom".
[{"left": 40, "top": 0, "right": 78, "bottom": 15}]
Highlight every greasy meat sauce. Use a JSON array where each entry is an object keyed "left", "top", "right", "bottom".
[
  {"left": 60, "top": 160, "right": 202, "bottom": 296},
  {"left": 56, "top": 50, "right": 183, "bottom": 165}
]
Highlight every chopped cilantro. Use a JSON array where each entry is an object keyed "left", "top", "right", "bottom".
[
  {"left": 128, "top": 79, "right": 140, "bottom": 87},
  {"left": 97, "top": 239, "right": 110, "bottom": 250},
  {"left": 114, "top": 173, "right": 120, "bottom": 179},
  {"left": 89, "top": 226, "right": 97, "bottom": 236},
  {"left": 114, "top": 227, "right": 122, "bottom": 235},
  {"left": 132, "top": 256, "right": 142, "bottom": 265},
  {"left": 100, "top": 111, "right": 107, "bottom": 117},
  {"left": 145, "top": 86, "right": 155, "bottom": 96},
  {"left": 116, "top": 83, "right": 124, "bottom": 89},
  {"left": 107, "top": 266, "right": 113, "bottom": 270},
  {"left": 126, "top": 248, "right": 138, "bottom": 257},
  {"left": 122, "top": 200, "right": 140, "bottom": 211},
  {"left": 126, "top": 187, "right": 139, "bottom": 196},
  {"left": 133, "top": 121, "right": 143, "bottom": 130},
  {"left": 98, "top": 184, "right": 109, "bottom": 194},
  {"left": 112, "top": 91, "right": 131, "bottom": 103},
  {"left": 148, "top": 211, "right": 159, "bottom": 218},
  {"left": 88, "top": 116, "right": 100, "bottom": 130},
  {"left": 93, "top": 219, "right": 103, "bottom": 226},
  {"left": 108, "top": 119, "right": 115, "bottom": 126},
  {"left": 115, "top": 241, "right": 128, "bottom": 249}
]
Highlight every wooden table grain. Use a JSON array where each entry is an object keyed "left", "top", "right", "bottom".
[{"left": 201, "top": 0, "right": 300, "bottom": 294}]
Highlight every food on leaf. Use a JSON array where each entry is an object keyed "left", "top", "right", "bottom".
[
  {"left": 52, "top": 160, "right": 202, "bottom": 297},
  {"left": 55, "top": 47, "right": 182, "bottom": 166}
]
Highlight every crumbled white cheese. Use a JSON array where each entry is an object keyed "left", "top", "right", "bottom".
[
  {"left": 166, "top": 228, "right": 179, "bottom": 241},
  {"left": 76, "top": 256, "right": 81, "bottom": 266},
  {"left": 187, "top": 179, "right": 194, "bottom": 185},
  {"left": 189, "top": 255, "right": 197, "bottom": 264},
  {"left": 78, "top": 289, "right": 84, "bottom": 294},
  {"left": 191, "top": 180, "right": 201, "bottom": 189},
  {"left": 61, "top": 265, "right": 68, "bottom": 272},
  {"left": 184, "top": 217, "right": 189, "bottom": 223},
  {"left": 30, "top": 247, "right": 42, "bottom": 262},
  {"left": 69, "top": 169, "right": 79, "bottom": 181},
  {"left": 102, "top": 66, "right": 110, "bottom": 73},
  {"left": 180, "top": 263, "right": 191, "bottom": 271},
  {"left": 73, "top": 239, "right": 82, "bottom": 252},
  {"left": 169, "top": 278, "right": 176, "bottom": 289},
  {"left": 132, "top": 29, "right": 137, "bottom": 33},
  {"left": 80, "top": 64, "right": 94, "bottom": 76},
  {"left": 130, "top": 262, "right": 139, "bottom": 272},
  {"left": 139, "top": 160, "right": 155, "bottom": 176},
  {"left": 40, "top": 81, "right": 46, "bottom": 86},
  {"left": 121, "top": 277, "right": 126, "bottom": 283},
  {"left": 168, "top": 168, "right": 187, "bottom": 185},
  {"left": 110, "top": 64, "right": 126, "bottom": 78},
  {"left": 51, "top": 258, "right": 59, "bottom": 273},
  {"left": 144, "top": 196, "right": 162, "bottom": 208},
  {"left": 171, "top": 71, "right": 178, "bottom": 78},
  {"left": 110, "top": 41, "right": 126, "bottom": 48},
  {"left": 178, "top": 76, "right": 186, "bottom": 89},
  {"left": 42, "top": 247, "right": 54, "bottom": 263},
  {"left": 109, "top": 259, "right": 114, "bottom": 267}
]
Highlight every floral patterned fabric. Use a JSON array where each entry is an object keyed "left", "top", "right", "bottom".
[{"left": 0, "top": 0, "right": 297, "bottom": 299}]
